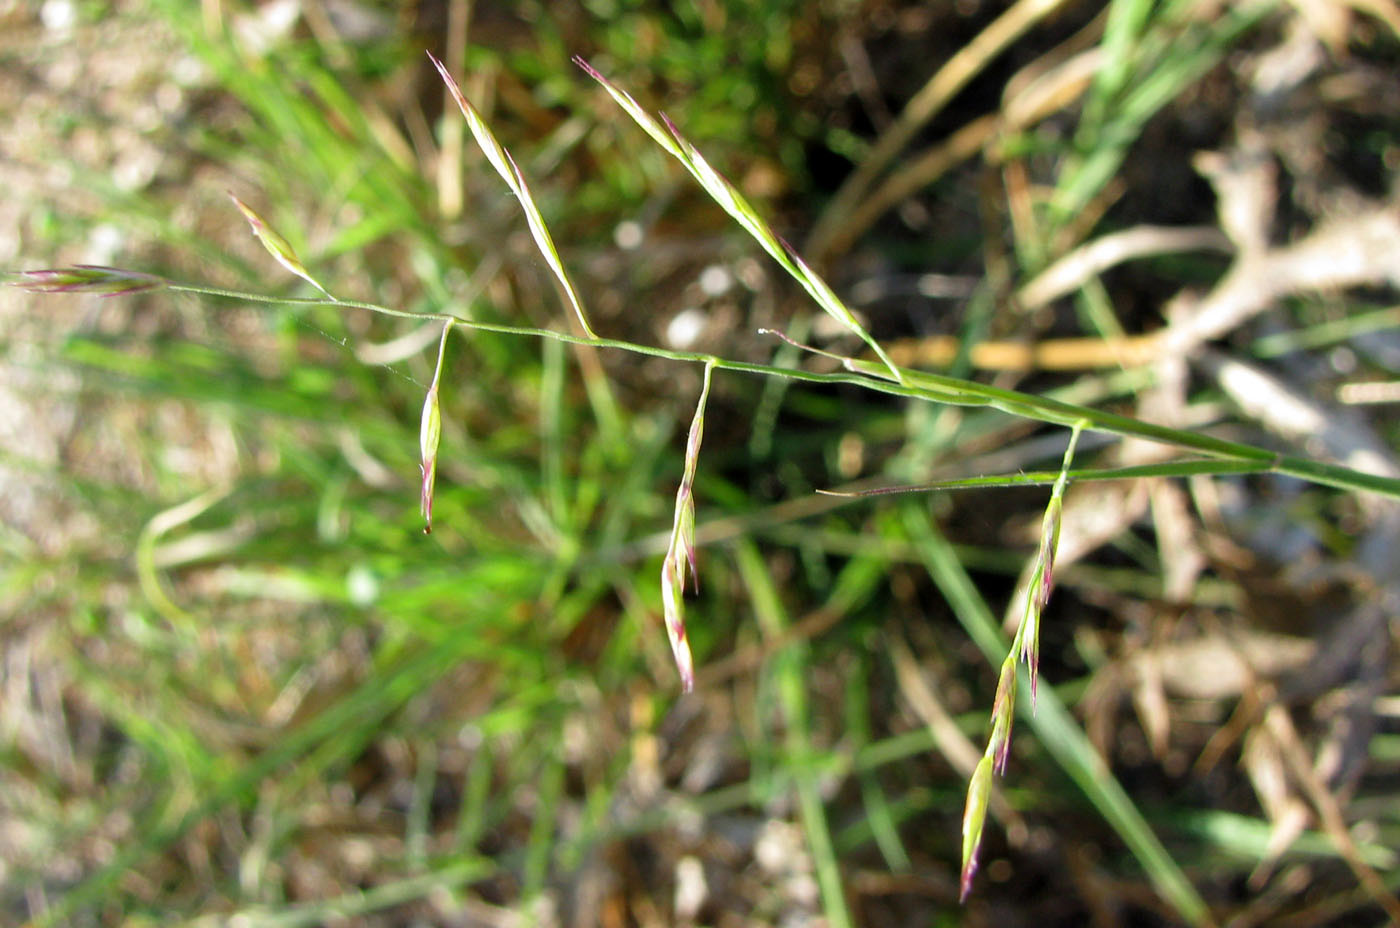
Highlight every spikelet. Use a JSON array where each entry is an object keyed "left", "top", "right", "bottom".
[
  {"left": 13, "top": 265, "right": 165, "bottom": 296},
  {"left": 660, "top": 361, "right": 715, "bottom": 691},
  {"left": 418, "top": 320, "right": 453, "bottom": 534},
  {"left": 574, "top": 57, "right": 903, "bottom": 384},
  {"left": 960, "top": 755, "right": 994, "bottom": 902},
  {"left": 427, "top": 52, "right": 597, "bottom": 339},
  {"left": 228, "top": 191, "right": 334, "bottom": 300}
]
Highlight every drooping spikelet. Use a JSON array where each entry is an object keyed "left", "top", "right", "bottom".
[
  {"left": 660, "top": 361, "right": 715, "bottom": 691},
  {"left": 959, "top": 755, "right": 994, "bottom": 902},
  {"left": 418, "top": 320, "right": 453, "bottom": 534},
  {"left": 959, "top": 419, "right": 1085, "bottom": 900}
]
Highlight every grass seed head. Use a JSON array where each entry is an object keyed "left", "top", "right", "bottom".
[
  {"left": 573, "top": 56, "right": 686, "bottom": 162},
  {"left": 503, "top": 151, "right": 598, "bottom": 338},
  {"left": 1020, "top": 602, "right": 1042, "bottom": 707},
  {"left": 1034, "top": 495, "right": 1062, "bottom": 614},
  {"left": 659, "top": 362, "right": 714, "bottom": 692},
  {"left": 418, "top": 320, "right": 452, "bottom": 534},
  {"left": 675, "top": 492, "right": 697, "bottom": 590},
  {"left": 228, "top": 191, "right": 333, "bottom": 299},
  {"left": 577, "top": 60, "right": 904, "bottom": 384},
  {"left": 419, "top": 383, "right": 441, "bottom": 534},
  {"left": 429, "top": 52, "right": 597, "bottom": 338},
  {"left": 660, "top": 553, "right": 696, "bottom": 692},
  {"left": 13, "top": 265, "right": 165, "bottom": 296},
  {"left": 427, "top": 52, "right": 516, "bottom": 194},
  {"left": 1022, "top": 478, "right": 1065, "bottom": 705}
]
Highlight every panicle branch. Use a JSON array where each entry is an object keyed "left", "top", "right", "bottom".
[{"left": 959, "top": 419, "right": 1085, "bottom": 899}]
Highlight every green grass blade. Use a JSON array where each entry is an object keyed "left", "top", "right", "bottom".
[
  {"left": 203, "top": 859, "right": 494, "bottom": 928},
  {"left": 736, "top": 539, "right": 854, "bottom": 928},
  {"left": 35, "top": 640, "right": 480, "bottom": 927},
  {"left": 845, "top": 660, "right": 913, "bottom": 871},
  {"left": 1051, "top": 1, "right": 1269, "bottom": 226}
]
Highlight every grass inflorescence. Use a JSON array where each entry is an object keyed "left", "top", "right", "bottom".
[{"left": 10, "top": 4, "right": 1400, "bottom": 926}]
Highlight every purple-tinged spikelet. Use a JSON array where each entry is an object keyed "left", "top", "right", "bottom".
[
  {"left": 660, "top": 555, "right": 695, "bottom": 692},
  {"left": 960, "top": 755, "right": 994, "bottom": 902},
  {"left": 14, "top": 265, "right": 164, "bottom": 297},
  {"left": 988, "top": 656, "right": 1017, "bottom": 775},
  {"left": 1034, "top": 495, "right": 1062, "bottom": 613},
  {"left": 660, "top": 362, "right": 715, "bottom": 691}
]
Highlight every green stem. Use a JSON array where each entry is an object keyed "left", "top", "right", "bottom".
[{"left": 167, "top": 283, "right": 1400, "bottom": 500}]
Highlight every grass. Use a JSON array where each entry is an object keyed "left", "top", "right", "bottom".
[{"left": 7, "top": 1, "right": 1400, "bottom": 926}]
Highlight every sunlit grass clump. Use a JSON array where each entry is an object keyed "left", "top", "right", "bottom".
[{"left": 14, "top": 12, "right": 1400, "bottom": 925}]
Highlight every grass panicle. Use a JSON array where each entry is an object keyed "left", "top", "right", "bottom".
[
  {"left": 1023, "top": 489, "right": 1062, "bottom": 702},
  {"left": 15, "top": 24, "right": 1400, "bottom": 923},
  {"left": 19, "top": 269, "right": 1400, "bottom": 504}
]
